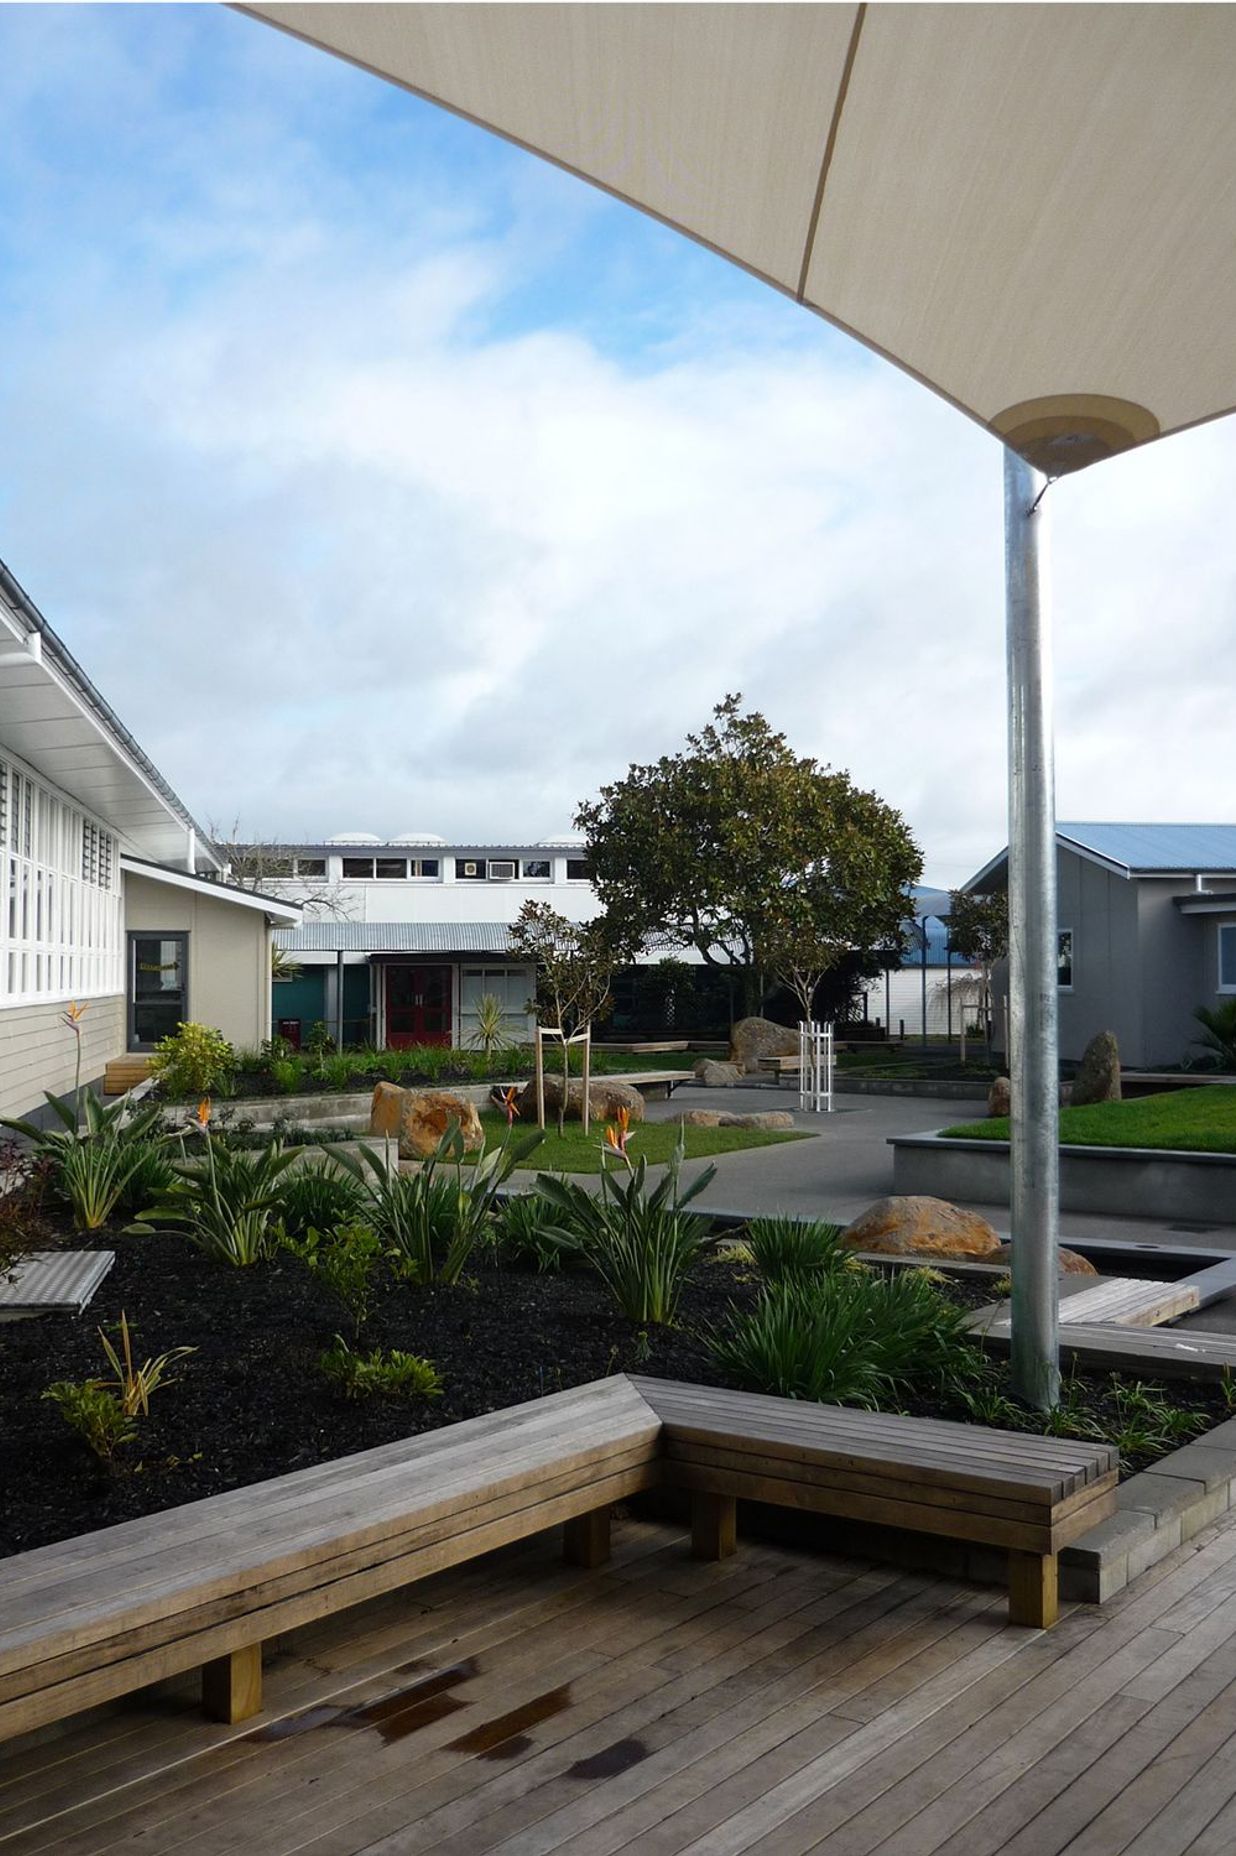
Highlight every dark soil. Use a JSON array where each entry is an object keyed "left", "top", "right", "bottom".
[
  {"left": 0, "top": 1229, "right": 760, "bottom": 1558},
  {"left": 1, "top": 1228, "right": 1227, "bottom": 1559}
]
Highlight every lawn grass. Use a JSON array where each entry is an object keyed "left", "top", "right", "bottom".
[
  {"left": 943, "top": 1086, "right": 1236, "bottom": 1155},
  {"left": 471, "top": 1110, "right": 813, "bottom": 1174}
]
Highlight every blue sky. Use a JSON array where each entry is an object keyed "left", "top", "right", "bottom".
[{"left": 1, "top": 5, "right": 1233, "bottom": 886}]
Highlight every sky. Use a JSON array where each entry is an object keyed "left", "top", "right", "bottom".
[{"left": 0, "top": 6, "right": 1232, "bottom": 890}]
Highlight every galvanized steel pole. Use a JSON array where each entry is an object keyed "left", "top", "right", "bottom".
[{"left": 1004, "top": 448, "right": 1060, "bottom": 1411}]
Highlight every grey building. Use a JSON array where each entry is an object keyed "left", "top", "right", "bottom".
[{"left": 966, "top": 824, "right": 1236, "bottom": 1071}]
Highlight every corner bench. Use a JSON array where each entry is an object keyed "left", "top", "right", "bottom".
[{"left": 0, "top": 1374, "right": 1117, "bottom": 1745}]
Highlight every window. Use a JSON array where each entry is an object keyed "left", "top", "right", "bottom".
[
  {"left": 1057, "top": 929, "right": 1074, "bottom": 990},
  {"left": 128, "top": 934, "right": 187, "bottom": 1049},
  {"left": 1, "top": 754, "right": 122, "bottom": 1002},
  {"left": 415, "top": 859, "right": 439, "bottom": 879},
  {"left": 566, "top": 858, "right": 592, "bottom": 881},
  {"left": 342, "top": 858, "right": 375, "bottom": 879},
  {"left": 522, "top": 859, "right": 551, "bottom": 880},
  {"left": 456, "top": 859, "right": 486, "bottom": 880},
  {"left": 375, "top": 858, "right": 407, "bottom": 880},
  {"left": 294, "top": 857, "right": 326, "bottom": 878},
  {"left": 262, "top": 855, "right": 295, "bottom": 878},
  {"left": 1219, "top": 924, "right": 1236, "bottom": 993}
]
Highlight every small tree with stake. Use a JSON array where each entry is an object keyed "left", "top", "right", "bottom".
[
  {"left": 508, "top": 903, "right": 626, "bottom": 1134},
  {"left": 945, "top": 888, "right": 1009, "bottom": 1058}
]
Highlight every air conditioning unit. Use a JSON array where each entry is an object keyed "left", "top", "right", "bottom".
[
  {"left": 461, "top": 861, "right": 479, "bottom": 876},
  {"left": 489, "top": 860, "right": 517, "bottom": 880}
]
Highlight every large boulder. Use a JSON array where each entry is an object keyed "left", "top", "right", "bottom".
[
  {"left": 694, "top": 1058, "right": 744, "bottom": 1087},
  {"left": 515, "top": 1077, "right": 645, "bottom": 1125},
  {"left": 679, "top": 1109, "right": 797, "bottom": 1130},
  {"left": 842, "top": 1195, "right": 1003, "bottom": 1260},
  {"left": 368, "top": 1084, "right": 484, "bottom": 1160},
  {"left": 1072, "top": 1031, "right": 1121, "bottom": 1106},
  {"left": 993, "top": 1241, "right": 1098, "bottom": 1277},
  {"left": 988, "top": 1076, "right": 1011, "bottom": 1118},
  {"left": 728, "top": 1016, "right": 800, "bottom": 1074}
]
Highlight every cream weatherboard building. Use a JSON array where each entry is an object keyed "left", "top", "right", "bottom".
[{"left": 0, "top": 561, "right": 299, "bottom": 1120}]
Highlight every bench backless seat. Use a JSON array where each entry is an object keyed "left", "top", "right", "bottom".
[
  {"left": 0, "top": 1377, "right": 660, "bottom": 1743},
  {"left": 0, "top": 1373, "right": 1119, "bottom": 1744},
  {"left": 635, "top": 1377, "right": 1119, "bottom": 1630}
]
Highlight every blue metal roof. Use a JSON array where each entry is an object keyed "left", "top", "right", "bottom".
[{"left": 1056, "top": 823, "right": 1236, "bottom": 874}]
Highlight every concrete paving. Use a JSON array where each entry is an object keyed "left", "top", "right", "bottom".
[{"left": 640, "top": 1083, "right": 1236, "bottom": 1256}]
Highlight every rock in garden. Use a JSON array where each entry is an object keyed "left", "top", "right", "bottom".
[
  {"left": 842, "top": 1195, "right": 1003, "bottom": 1260},
  {"left": 515, "top": 1077, "right": 645, "bottom": 1124},
  {"left": 728, "top": 1017, "right": 800, "bottom": 1074},
  {"left": 988, "top": 1076, "right": 1011, "bottom": 1117},
  {"left": 680, "top": 1109, "right": 796, "bottom": 1130},
  {"left": 369, "top": 1084, "right": 484, "bottom": 1159},
  {"left": 1071, "top": 1030, "right": 1121, "bottom": 1106},
  {"left": 693, "top": 1058, "right": 744, "bottom": 1087},
  {"left": 994, "top": 1241, "right": 1098, "bottom": 1277}
]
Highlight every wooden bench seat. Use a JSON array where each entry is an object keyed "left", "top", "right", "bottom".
[
  {"left": 634, "top": 1378, "right": 1118, "bottom": 1632},
  {"left": 0, "top": 1373, "right": 1118, "bottom": 1745}
]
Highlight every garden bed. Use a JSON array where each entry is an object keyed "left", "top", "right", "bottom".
[
  {"left": 1, "top": 1219, "right": 1228, "bottom": 1560},
  {"left": 944, "top": 1086, "right": 1236, "bottom": 1154}
]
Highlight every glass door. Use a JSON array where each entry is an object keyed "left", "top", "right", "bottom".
[{"left": 129, "top": 934, "right": 188, "bottom": 1049}]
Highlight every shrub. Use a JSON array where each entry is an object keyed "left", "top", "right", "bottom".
[
  {"left": 535, "top": 1139, "right": 714, "bottom": 1324},
  {"left": 352, "top": 1124, "right": 543, "bottom": 1286},
  {"left": 150, "top": 1023, "right": 236, "bottom": 1098},
  {"left": 277, "top": 1165, "right": 367, "bottom": 1242},
  {"left": 112, "top": 1141, "right": 178, "bottom": 1218},
  {"left": 710, "top": 1269, "right": 978, "bottom": 1406},
  {"left": 43, "top": 1311, "right": 194, "bottom": 1465},
  {"left": 284, "top": 1220, "right": 383, "bottom": 1335},
  {"left": 59, "top": 1139, "right": 152, "bottom": 1232},
  {"left": 135, "top": 1134, "right": 297, "bottom": 1265},
  {"left": 744, "top": 1216, "right": 849, "bottom": 1284},
  {"left": 1193, "top": 1001, "right": 1236, "bottom": 1072},
  {"left": 498, "top": 1190, "right": 584, "bottom": 1272},
  {"left": 468, "top": 993, "right": 511, "bottom": 1060},
  {"left": 319, "top": 1337, "right": 443, "bottom": 1401}
]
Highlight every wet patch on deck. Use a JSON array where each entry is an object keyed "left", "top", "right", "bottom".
[{"left": 247, "top": 1658, "right": 479, "bottom": 1745}]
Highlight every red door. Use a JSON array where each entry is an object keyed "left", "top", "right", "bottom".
[{"left": 385, "top": 965, "right": 453, "bottom": 1047}]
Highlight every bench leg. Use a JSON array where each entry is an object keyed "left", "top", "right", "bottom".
[
  {"left": 1008, "top": 1551, "right": 1059, "bottom": 1629},
  {"left": 564, "top": 1506, "right": 611, "bottom": 1569},
  {"left": 202, "top": 1644, "right": 263, "bottom": 1723},
  {"left": 692, "top": 1492, "right": 737, "bottom": 1561}
]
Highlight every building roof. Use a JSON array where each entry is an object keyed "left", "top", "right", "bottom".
[
  {"left": 967, "top": 824, "right": 1236, "bottom": 890},
  {"left": 120, "top": 857, "right": 302, "bottom": 924},
  {"left": 241, "top": 843, "right": 586, "bottom": 858},
  {"left": 0, "top": 558, "right": 221, "bottom": 872},
  {"left": 276, "top": 921, "right": 518, "bottom": 955}
]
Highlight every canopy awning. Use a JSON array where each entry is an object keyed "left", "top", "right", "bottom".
[{"left": 243, "top": 3, "right": 1236, "bottom": 474}]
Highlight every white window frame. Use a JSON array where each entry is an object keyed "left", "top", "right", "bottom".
[
  {"left": 1219, "top": 924, "right": 1236, "bottom": 994},
  {"left": 1, "top": 751, "right": 123, "bottom": 1006},
  {"left": 1057, "top": 927, "right": 1075, "bottom": 992}
]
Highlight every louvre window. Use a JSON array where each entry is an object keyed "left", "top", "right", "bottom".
[{"left": 1, "top": 755, "right": 122, "bottom": 1002}]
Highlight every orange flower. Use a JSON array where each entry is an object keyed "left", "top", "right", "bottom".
[
  {"left": 60, "top": 1000, "right": 87, "bottom": 1031},
  {"left": 603, "top": 1105, "right": 631, "bottom": 1157},
  {"left": 194, "top": 1098, "right": 212, "bottom": 1131},
  {"left": 500, "top": 1085, "right": 520, "bottom": 1126}
]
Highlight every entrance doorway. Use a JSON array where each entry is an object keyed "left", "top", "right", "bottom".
[
  {"left": 385, "top": 965, "right": 452, "bottom": 1047},
  {"left": 128, "top": 934, "right": 188, "bottom": 1050}
]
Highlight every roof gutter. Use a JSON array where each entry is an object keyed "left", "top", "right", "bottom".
[{"left": 0, "top": 557, "right": 221, "bottom": 871}]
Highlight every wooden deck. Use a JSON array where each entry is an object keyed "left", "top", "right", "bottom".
[{"left": 5, "top": 1509, "right": 1236, "bottom": 1854}]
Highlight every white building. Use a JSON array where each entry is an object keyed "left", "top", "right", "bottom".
[
  {"left": 0, "top": 560, "right": 300, "bottom": 1118},
  {"left": 263, "top": 834, "right": 599, "bottom": 1049}
]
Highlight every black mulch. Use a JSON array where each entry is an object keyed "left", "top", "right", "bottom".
[
  {"left": 0, "top": 1229, "right": 760, "bottom": 1558},
  {"left": 1, "top": 1230, "right": 1228, "bottom": 1559}
]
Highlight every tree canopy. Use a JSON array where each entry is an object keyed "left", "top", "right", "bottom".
[{"left": 576, "top": 697, "right": 921, "bottom": 1002}]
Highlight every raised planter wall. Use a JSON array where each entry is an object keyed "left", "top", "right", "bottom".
[{"left": 890, "top": 1132, "right": 1236, "bottom": 1223}]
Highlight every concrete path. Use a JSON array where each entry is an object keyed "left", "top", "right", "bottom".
[{"left": 640, "top": 1084, "right": 1236, "bottom": 1255}]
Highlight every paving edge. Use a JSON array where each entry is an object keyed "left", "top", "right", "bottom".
[{"left": 1060, "top": 1415, "right": 1236, "bottom": 1600}]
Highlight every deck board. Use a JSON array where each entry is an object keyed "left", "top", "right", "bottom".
[{"left": 5, "top": 1511, "right": 1236, "bottom": 1855}]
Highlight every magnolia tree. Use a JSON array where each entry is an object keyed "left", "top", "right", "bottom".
[
  {"left": 508, "top": 902, "right": 626, "bottom": 1133},
  {"left": 578, "top": 696, "right": 921, "bottom": 1018}
]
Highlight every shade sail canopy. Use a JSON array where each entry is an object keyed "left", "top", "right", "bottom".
[{"left": 244, "top": 3, "right": 1236, "bottom": 474}]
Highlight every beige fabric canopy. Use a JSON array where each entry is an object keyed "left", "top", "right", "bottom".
[{"left": 244, "top": 3, "right": 1236, "bottom": 474}]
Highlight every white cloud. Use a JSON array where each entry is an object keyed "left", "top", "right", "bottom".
[{"left": 0, "top": 11, "right": 1233, "bottom": 887}]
